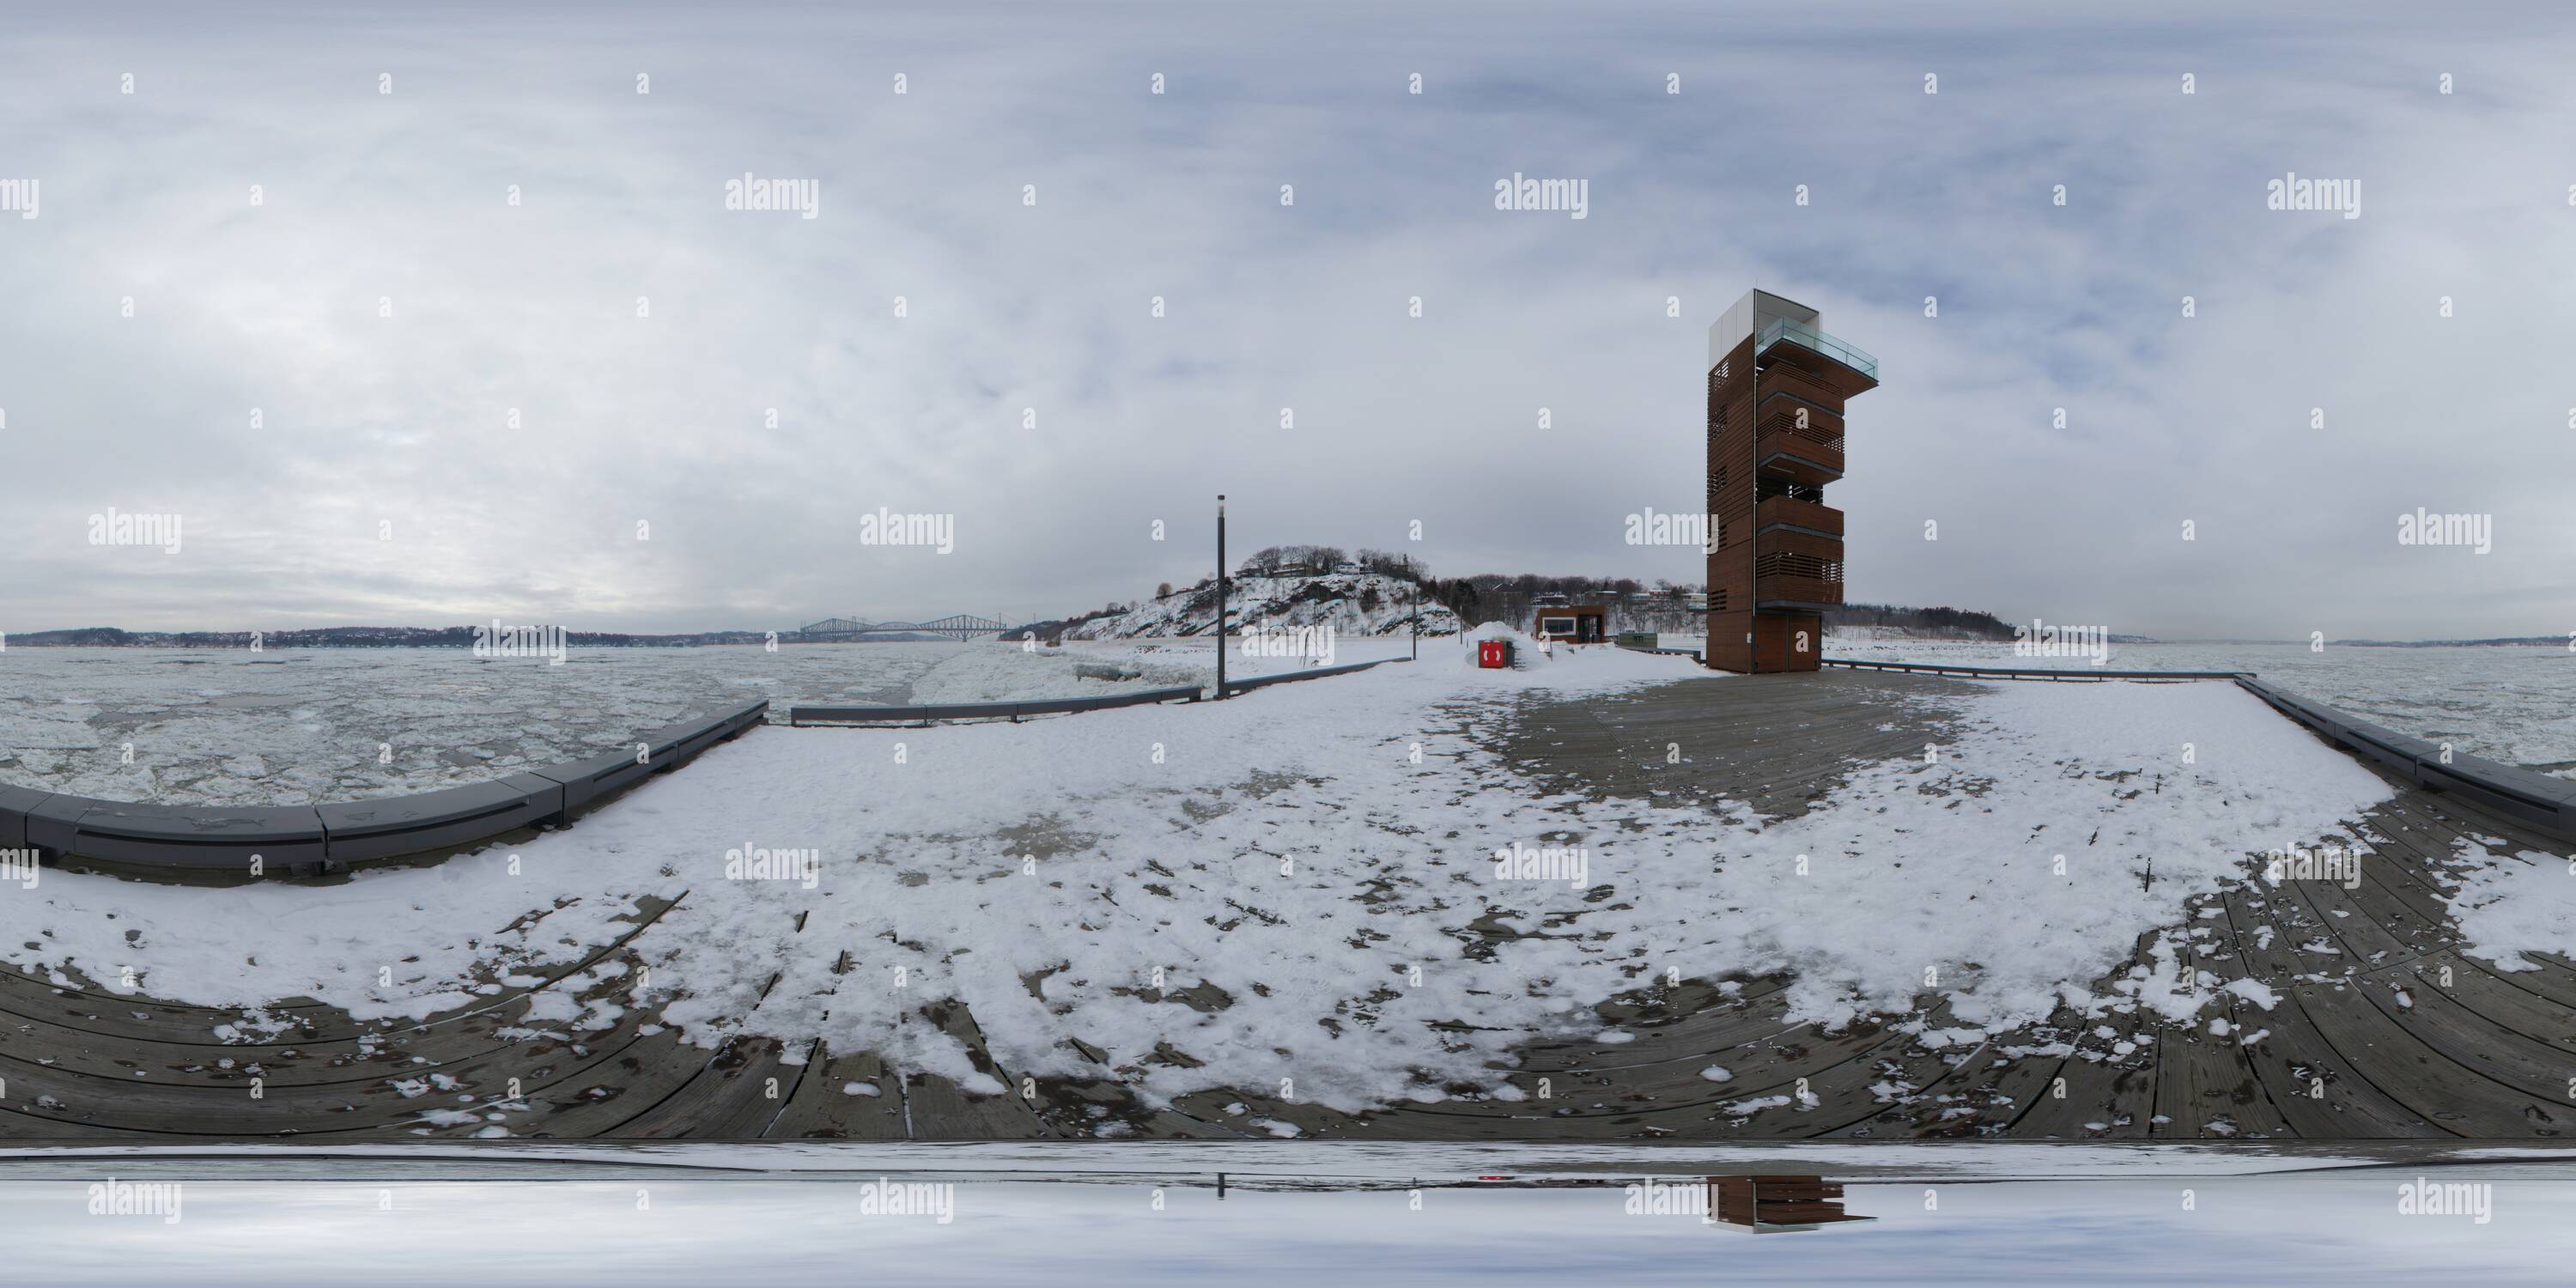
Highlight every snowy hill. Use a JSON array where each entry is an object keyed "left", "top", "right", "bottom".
[{"left": 1063, "top": 572, "right": 1462, "bottom": 641}]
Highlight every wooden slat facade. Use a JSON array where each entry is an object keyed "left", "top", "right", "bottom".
[{"left": 1705, "top": 296, "right": 1876, "bottom": 672}]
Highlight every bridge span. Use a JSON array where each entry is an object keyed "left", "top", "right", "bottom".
[{"left": 792, "top": 614, "right": 1012, "bottom": 641}]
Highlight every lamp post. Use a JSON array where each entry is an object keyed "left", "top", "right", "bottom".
[{"left": 1215, "top": 494, "right": 1227, "bottom": 700}]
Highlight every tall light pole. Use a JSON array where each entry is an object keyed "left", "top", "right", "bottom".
[{"left": 1215, "top": 494, "right": 1228, "bottom": 700}]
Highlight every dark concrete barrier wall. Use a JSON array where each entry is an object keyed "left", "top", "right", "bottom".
[
  {"left": 1, "top": 783, "right": 52, "bottom": 853},
  {"left": 2233, "top": 677, "right": 2576, "bottom": 844},
  {"left": 0, "top": 699, "right": 768, "bottom": 879},
  {"left": 792, "top": 684, "right": 1200, "bottom": 726},
  {"left": 316, "top": 774, "right": 565, "bottom": 865},
  {"left": 1823, "top": 658, "right": 2254, "bottom": 682},
  {"left": 27, "top": 799, "right": 330, "bottom": 872}
]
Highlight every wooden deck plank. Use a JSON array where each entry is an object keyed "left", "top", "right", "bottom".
[
  {"left": 765, "top": 1046, "right": 910, "bottom": 1139},
  {"left": 2000, "top": 1051, "right": 2157, "bottom": 1139},
  {"left": 600, "top": 1036, "right": 809, "bottom": 1139},
  {"left": 2216, "top": 885, "right": 2439, "bottom": 1137},
  {"left": 896, "top": 1001, "right": 1056, "bottom": 1139},
  {"left": 2266, "top": 966, "right": 2557, "bottom": 1136}
]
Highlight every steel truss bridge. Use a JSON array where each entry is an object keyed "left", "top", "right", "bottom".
[{"left": 793, "top": 614, "right": 1012, "bottom": 641}]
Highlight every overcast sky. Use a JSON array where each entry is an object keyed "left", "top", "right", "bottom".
[{"left": 3, "top": 0, "right": 2569, "bottom": 640}]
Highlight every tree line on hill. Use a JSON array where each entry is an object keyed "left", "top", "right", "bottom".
[{"left": 1824, "top": 603, "right": 2018, "bottom": 640}]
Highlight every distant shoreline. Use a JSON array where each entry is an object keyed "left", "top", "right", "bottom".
[{"left": 8, "top": 637, "right": 2567, "bottom": 651}]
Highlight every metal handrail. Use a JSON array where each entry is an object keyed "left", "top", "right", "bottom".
[
  {"left": 793, "top": 658, "right": 1406, "bottom": 724},
  {"left": 1823, "top": 659, "right": 2248, "bottom": 682},
  {"left": 1221, "top": 657, "right": 1400, "bottom": 696},
  {"left": 792, "top": 684, "right": 1200, "bottom": 726}
]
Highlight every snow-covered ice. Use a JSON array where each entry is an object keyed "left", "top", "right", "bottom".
[{"left": 0, "top": 639, "right": 1412, "bottom": 805}]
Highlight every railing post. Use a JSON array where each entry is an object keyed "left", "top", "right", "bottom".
[{"left": 1215, "top": 494, "right": 1228, "bottom": 700}]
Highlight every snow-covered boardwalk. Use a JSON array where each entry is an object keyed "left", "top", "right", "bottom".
[
  {"left": 2, "top": 662, "right": 2572, "bottom": 1140},
  {"left": 1469, "top": 671, "right": 2576, "bottom": 1139}
]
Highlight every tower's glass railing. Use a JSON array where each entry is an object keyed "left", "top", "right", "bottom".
[{"left": 1756, "top": 317, "right": 1877, "bottom": 380}]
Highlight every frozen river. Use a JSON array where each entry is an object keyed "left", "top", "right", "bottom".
[
  {"left": 0, "top": 638, "right": 1403, "bottom": 806},
  {"left": 0, "top": 635, "right": 2565, "bottom": 806}
]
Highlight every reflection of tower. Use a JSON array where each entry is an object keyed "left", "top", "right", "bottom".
[
  {"left": 1704, "top": 290, "right": 1878, "bottom": 672},
  {"left": 1705, "top": 1175, "right": 1876, "bottom": 1232}
]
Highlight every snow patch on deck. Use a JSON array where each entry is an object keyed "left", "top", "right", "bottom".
[{"left": 2441, "top": 836, "right": 2576, "bottom": 972}]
